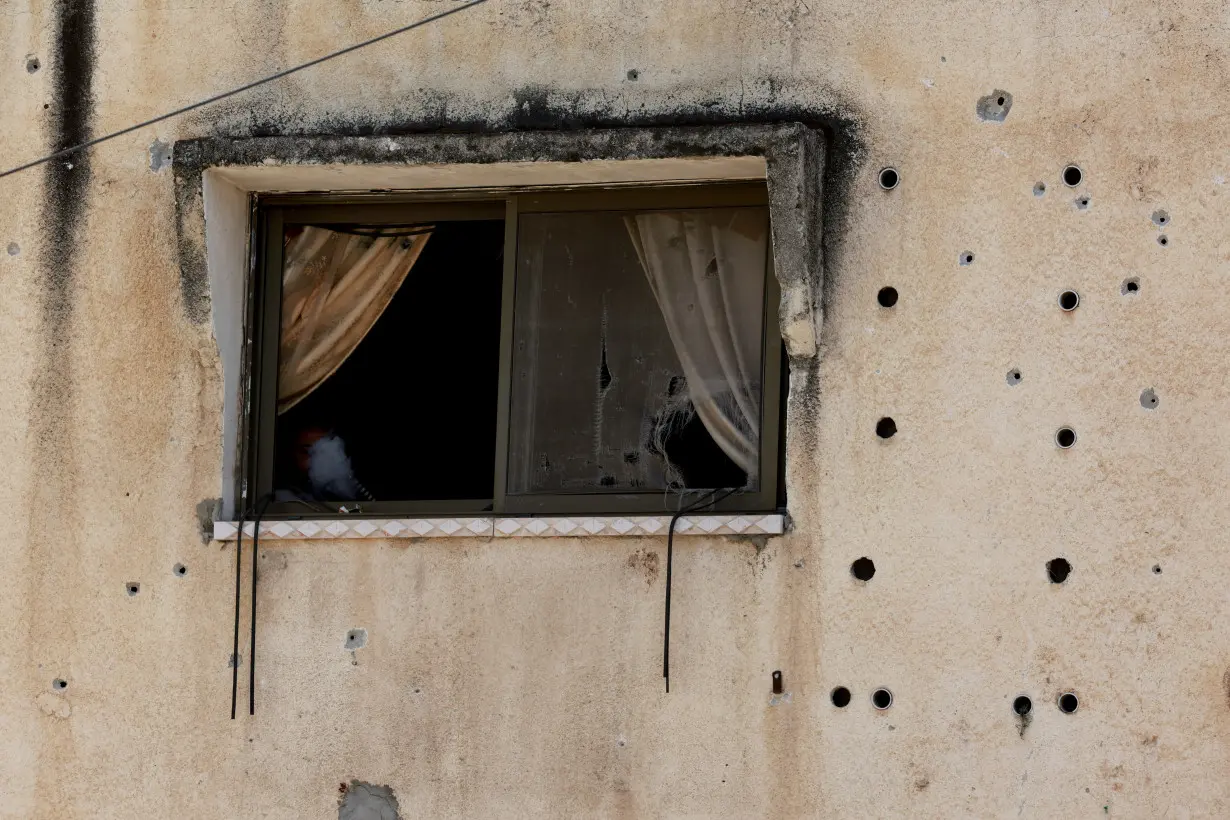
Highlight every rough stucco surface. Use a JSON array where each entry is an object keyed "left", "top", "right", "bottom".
[{"left": 1, "top": 0, "right": 1229, "bottom": 817}]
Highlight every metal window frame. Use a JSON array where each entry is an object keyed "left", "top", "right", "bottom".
[{"left": 246, "top": 182, "right": 784, "bottom": 519}]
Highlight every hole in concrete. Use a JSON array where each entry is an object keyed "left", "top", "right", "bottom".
[
  {"left": 1047, "top": 558, "right": 1072, "bottom": 584},
  {"left": 1140, "top": 388, "right": 1158, "bottom": 409},
  {"left": 831, "top": 686, "right": 852, "bottom": 707},
  {"left": 1058, "top": 290, "right": 1080, "bottom": 311},
  {"left": 26, "top": 56, "right": 40, "bottom": 73},
  {"left": 1058, "top": 692, "right": 1079, "bottom": 713},
  {"left": 1157, "top": 234, "right": 1169, "bottom": 247},
  {"left": 126, "top": 582, "right": 140, "bottom": 596},
  {"left": 1006, "top": 368, "right": 1022, "bottom": 386},
  {"left": 959, "top": 251, "right": 975, "bottom": 266},
  {"left": 1062, "top": 165, "right": 1083, "bottom": 187},
  {"left": 877, "top": 286, "right": 898, "bottom": 308},
  {"left": 876, "top": 417, "right": 897, "bottom": 439},
  {"left": 1033, "top": 181, "right": 1047, "bottom": 197},
  {"left": 52, "top": 679, "right": 67, "bottom": 691},
  {"left": 1013, "top": 695, "right": 1033, "bottom": 716},
  {"left": 173, "top": 563, "right": 187, "bottom": 577},
  {"left": 872, "top": 688, "right": 893, "bottom": 710},
  {"left": 879, "top": 167, "right": 900, "bottom": 190},
  {"left": 1055, "top": 427, "right": 1077, "bottom": 449},
  {"left": 626, "top": 68, "right": 639, "bottom": 81},
  {"left": 1152, "top": 564, "right": 1162, "bottom": 574},
  {"left": 851, "top": 557, "right": 876, "bottom": 581},
  {"left": 6, "top": 242, "right": 19, "bottom": 256},
  {"left": 772, "top": 670, "right": 783, "bottom": 694},
  {"left": 1152, "top": 209, "right": 1169, "bottom": 227},
  {"left": 344, "top": 628, "right": 367, "bottom": 650},
  {"left": 1075, "top": 195, "right": 1090, "bottom": 210},
  {"left": 1121, "top": 277, "right": 1140, "bottom": 295},
  {"left": 976, "top": 89, "right": 1013, "bottom": 122}
]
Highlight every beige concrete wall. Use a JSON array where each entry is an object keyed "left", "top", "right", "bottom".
[{"left": 2, "top": 0, "right": 1229, "bottom": 816}]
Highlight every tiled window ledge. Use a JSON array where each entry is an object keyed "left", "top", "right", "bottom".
[{"left": 213, "top": 514, "right": 784, "bottom": 541}]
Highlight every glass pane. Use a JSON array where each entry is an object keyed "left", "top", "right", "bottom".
[
  {"left": 273, "top": 221, "right": 504, "bottom": 503},
  {"left": 508, "top": 206, "right": 768, "bottom": 495}
]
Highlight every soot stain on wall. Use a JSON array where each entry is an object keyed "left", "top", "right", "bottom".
[
  {"left": 173, "top": 80, "right": 864, "bottom": 328},
  {"left": 33, "top": 0, "right": 95, "bottom": 478}
]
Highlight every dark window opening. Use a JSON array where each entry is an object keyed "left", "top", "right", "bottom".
[
  {"left": 273, "top": 221, "right": 504, "bottom": 503},
  {"left": 251, "top": 184, "right": 785, "bottom": 517}
]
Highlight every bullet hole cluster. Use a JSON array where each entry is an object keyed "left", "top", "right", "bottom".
[{"left": 827, "top": 686, "right": 894, "bottom": 710}]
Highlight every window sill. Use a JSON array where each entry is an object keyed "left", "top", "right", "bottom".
[{"left": 212, "top": 514, "right": 784, "bottom": 541}]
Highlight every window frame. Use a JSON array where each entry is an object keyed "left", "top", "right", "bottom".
[{"left": 246, "top": 182, "right": 784, "bottom": 519}]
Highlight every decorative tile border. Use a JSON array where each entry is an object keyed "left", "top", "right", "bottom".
[{"left": 213, "top": 514, "right": 784, "bottom": 541}]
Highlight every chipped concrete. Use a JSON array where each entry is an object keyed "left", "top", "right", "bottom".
[{"left": 339, "top": 781, "right": 399, "bottom": 820}]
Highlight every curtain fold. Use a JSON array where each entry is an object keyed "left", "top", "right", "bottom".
[
  {"left": 624, "top": 209, "right": 767, "bottom": 479},
  {"left": 277, "top": 226, "right": 431, "bottom": 414}
]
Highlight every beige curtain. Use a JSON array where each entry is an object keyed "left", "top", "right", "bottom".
[
  {"left": 624, "top": 209, "right": 768, "bottom": 478},
  {"left": 278, "top": 226, "right": 431, "bottom": 414}
]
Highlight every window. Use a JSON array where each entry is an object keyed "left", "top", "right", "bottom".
[{"left": 246, "top": 183, "right": 785, "bottom": 517}]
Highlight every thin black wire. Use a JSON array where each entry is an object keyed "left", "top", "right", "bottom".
[
  {"left": 0, "top": 0, "right": 491, "bottom": 180},
  {"left": 248, "top": 494, "right": 274, "bottom": 716},
  {"left": 663, "top": 487, "right": 739, "bottom": 693},
  {"left": 230, "top": 506, "right": 247, "bottom": 720}
]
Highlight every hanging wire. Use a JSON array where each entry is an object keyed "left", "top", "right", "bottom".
[
  {"left": 0, "top": 0, "right": 491, "bottom": 180},
  {"left": 248, "top": 494, "right": 274, "bottom": 716},
  {"left": 663, "top": 486, "right": 739, "bottom": 693}
]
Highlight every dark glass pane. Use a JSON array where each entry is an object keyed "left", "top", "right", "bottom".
[
  {"left": 508, "top": 207, "right": 768, "bottom": 495},
  {"left": 274, "top": 221, "right": 503, "bottom": 503}
]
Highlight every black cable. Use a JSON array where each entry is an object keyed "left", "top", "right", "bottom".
[
  {"left": 248, "top": 493, "right": 274, "bottom": 716},
  {"left": 230, "top": 505, "right": 247, "bottom": 720},
  {"left": 663, "top": 487, "right": 739, "bottom": 693},
  {"left": 0, "top": 0, "right": 491, "bottom": 180}
]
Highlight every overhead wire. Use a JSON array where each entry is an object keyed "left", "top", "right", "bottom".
[{"left": 0, "top": 0, "right": 492, "bottom": 181}]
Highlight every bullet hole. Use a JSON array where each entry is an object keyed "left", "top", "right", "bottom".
[
  {"left": 623, "top": 451, "right": 639, "bottom": 464},
  {"left": 878, "top": 167, "right": 900, "bottom": 190},
  {"left": 876, "top": 417, "right": 897, "bottom": 439},
  {"left": 1121, "top": 277, "right": 1140, "bottom": 295},
  {"left": 344, "top": 628, "right": 367, "bottom": 650},
  {"left": 959, "top": 251, "right": 975, "bottom": 266},
  {"left": 872, "top": 688, "right": 894, "bottom": 710},
  {"left": 975, "top": 89, "right": 1013, "bottom": 122},
  {"left": 42, "top": 103, "right": 49, "bottom": 109},
  {"left": 1075, "top": 195, "right": 1091, "bottom": 210},
  {"left": 1152, "top": 564, "right": 1162, "bottom": 574},
  {"left": 1033, "top": 181, "right": 1047, "bottom": 197},
  {"left": 1140, "top": 388, "right": 1158, "bottom": 409},
  {"left": 126, "top": 582, "right": 140, "bottom": 596},
  {"left": 1062, "top": 165, "right": 1083, "bottom": 187},
  {"left": 173, "top": 563, "right": 187, "bottom": 577},
  {"left": 1151, "top": 209, "right": 1169, "bottom": 227},
  {"left": 26, "top": 55, "right": 40, "bottom": 73},
  {"left": 877, "top": 286, "right": 898, "bottom": 307},
  {"left": 1006, "top": 368, "right": 1022, "bottom": 386},
  {"left": 1157, "top": 234, "right": 1169, "bottom": 247},
  {"left": 52, "top": 679, "right": 67, "bottom": 691},
  {"left": 772, "top": 670, "right": 783, "bottom": 694},
  {"left": 1058, "top": 692, "right": 1079, "bottom": 713},
  {"left": 851, "top": 557, "right": 876, "bottom": 581},
  {"left": 1013, "top": 695, "right": 1033, "bottom": 716},
  {"left": 831, "top": 687, "right": 852, "bottom": 707},
  {"left": 6, "top": 242, "right": 19, "bottom": 256},
  {"left": 626, "top": 68, "right": 639, "bottom": 81},
  {"left": 1047, "top": 558, "right": 1072, "bottom": 584},
  {"left": 1058, "top": 290, "right": 1080, "bottom": 311},
  {"left": 1055, "top": 427, "right": 1077, "bottom": 449},
  {"left": 148, "top": 138, "right": 173, "bottom": 173}
]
